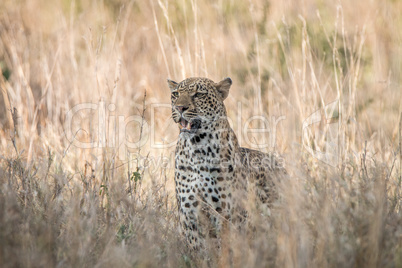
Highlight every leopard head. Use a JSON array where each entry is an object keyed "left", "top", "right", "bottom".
[{"left": 167, "top": 77, "right": 232, "bottom": 134}]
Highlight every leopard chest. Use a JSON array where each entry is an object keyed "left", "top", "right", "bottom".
[{"left": 174, "top": 133, "right": 237, "bottom": 218}]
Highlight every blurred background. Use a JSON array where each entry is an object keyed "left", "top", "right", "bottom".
[{"left": 0, "top": 0, "right": 401, "bottom": 267}]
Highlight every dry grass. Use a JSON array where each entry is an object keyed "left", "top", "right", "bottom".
[{"left": 0, "top": 0, "right": 401, "bottom": 267}]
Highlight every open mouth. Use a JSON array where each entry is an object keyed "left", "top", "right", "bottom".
[{"left": 179, "top": 118, "right": 201, "bottom": 133}]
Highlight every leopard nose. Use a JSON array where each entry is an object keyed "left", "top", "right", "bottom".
[{"left": 176, "top": 106, "right": 189, "bottom": 113}]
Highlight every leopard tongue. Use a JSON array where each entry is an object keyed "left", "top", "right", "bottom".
[{"left": 180, "top": 118, "right": 191, "bottom": 130}]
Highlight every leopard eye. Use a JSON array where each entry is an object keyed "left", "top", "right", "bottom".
[
  {"left": 172, "top": 92, "right": 179, "bottom": 98},
  {"left": 194, "top": 92, "right": 206, "bottom": 98}
]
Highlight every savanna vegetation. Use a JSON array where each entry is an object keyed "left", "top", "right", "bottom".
[{"left": 0, "top": 0, "right": 401, "bottom": 267}]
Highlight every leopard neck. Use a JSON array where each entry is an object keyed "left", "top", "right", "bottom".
[{"left": 177, "top": 117, "right": 240, "bottom": 152}]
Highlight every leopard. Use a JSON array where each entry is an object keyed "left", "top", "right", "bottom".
[{"left": 168, "top": 77, "right": 285, "bottom": 251}]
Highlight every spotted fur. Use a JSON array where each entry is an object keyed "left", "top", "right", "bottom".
[{"left": 168, "top": 77, "right": 285, "bottom": 250}]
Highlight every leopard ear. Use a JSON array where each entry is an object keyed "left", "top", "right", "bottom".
[
  {"left": 215, "top": 77, "right": 232, "bottom": 100},
  {"left": 167, "top": 79, "right": 178, "bottom": 92}
]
